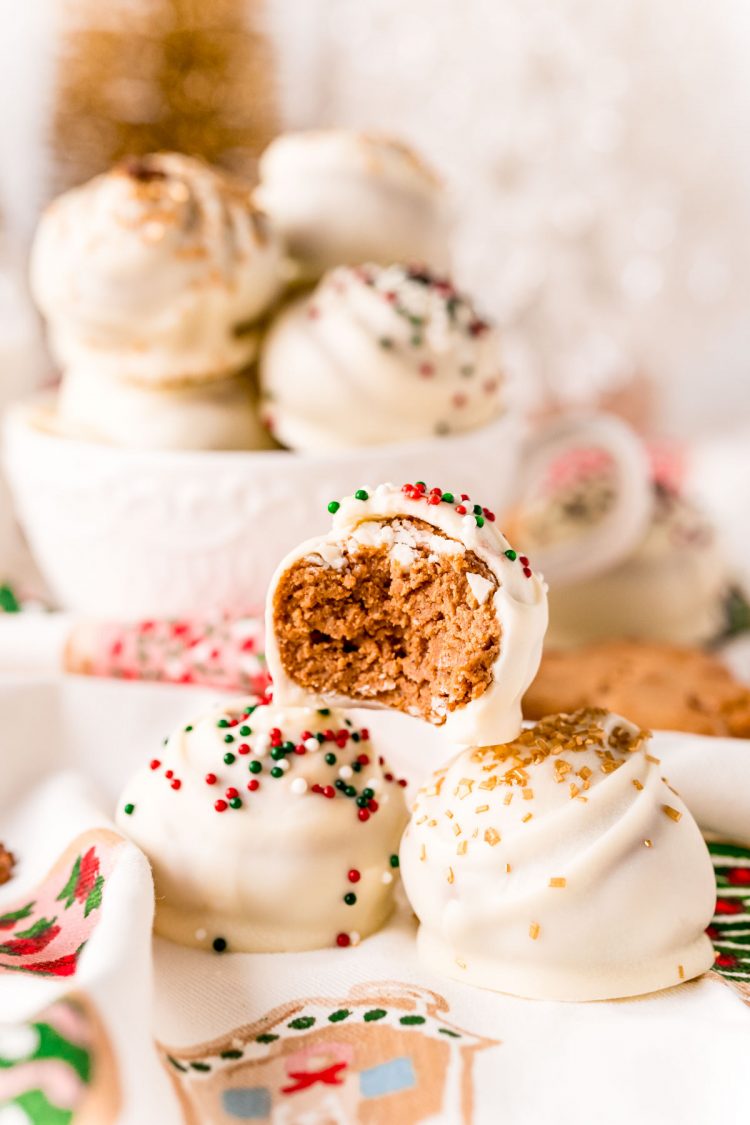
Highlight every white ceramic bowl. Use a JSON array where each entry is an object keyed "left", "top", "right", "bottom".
[{"left": 3, "top": 395, "right": 525, "bottom": 618}]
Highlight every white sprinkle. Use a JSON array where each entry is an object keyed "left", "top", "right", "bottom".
[
  {"left": 381, "top": 871, "right": 394, "bottom": 884},
  {"left": 349, "top": 931, "right": 361, "bottom": 946},
  {"left": 291, "top": 777, "right": 308, "bottom": 795},
  {"left": 339, "top": 765, "right": 353, "bottom": 780},
  {"left": 365, "top": 777, "right": 381, "bottom": 791},
  {"left": 304, "top": 737, "right": 320, "bottom": 752},
  {"left": 195, "top": 928, "right": 207, "bottom": 941},
  {"left": 254, "top": 735, "right": 269, "bottom": 758},
  {"left": 278, "top": 758, "right": 291, "bottom": 772}
]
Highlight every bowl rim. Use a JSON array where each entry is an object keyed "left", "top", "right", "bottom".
[{"left": 3, "top": 390, "right": 516, "bottom": 468}]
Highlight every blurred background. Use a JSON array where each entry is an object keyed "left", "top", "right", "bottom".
[{"left": 1, "top": 0, "right": 749, "bottom": 436}]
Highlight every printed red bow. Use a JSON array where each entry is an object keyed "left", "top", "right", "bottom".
[{"left": 282, "top": 1060, "right": 348, "bottom": 1095}]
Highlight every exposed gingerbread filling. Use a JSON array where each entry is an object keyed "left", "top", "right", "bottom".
[{"left": 272, "top": 518, "right": 501, "bottom": 723}]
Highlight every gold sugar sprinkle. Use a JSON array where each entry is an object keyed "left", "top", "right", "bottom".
[
  {"left": 479, "top": 776, "right": 498, "bottom": 791},
  {"left": 475, "top": 804, "right": 490, "bottom": 814},
  {"left": 522, "top": 812, "right": 533, "bottom": 823},
  {"left": 484, "top": 828, "right": 501, "bottom": 846},
  {"left": 426, "top": 776, "right": 445, "bottom": 797},
  {"left": 455, "top": 778, "right": 475, "bottom": 800},
  {"left": 416, "top": 815, "right": 427, "bottom": 825},
  {"left": 549, "top": 877, "right": 566, "bottom": 888},
  {"left": 522, "top": 788, "right": 534, "bottom": 800},
  {"left": 644, "top": 839, "right": 653, "bottom": 848},
  {"left": 646, "top": 754, "right": 661, "bottom": 765},
  {"left": 472, "top": 827, "right": 479, "bottom": 839},
  {"left": 632, "top": 779, "right": 644, "bottom": 791},
  {"left": 428, "top": 819, "right": 438, "bottom": 827},
  {"left": 529, "top": 922, "right": 540, "bottom": 940},
  {"left": 457, "top": 840, "right": 468, "bottom": 856},
  {"left": 456, "top": 958, "right": 467, "bottom": 970},
  {"left": 505, "top": 863, "right": 512, "bottom": 873},
  {"left": 445, "top": 809, "right": 454, "bottom": 819},
  {"left": 663, "top": 805, "right": 682, "bottom": 823},
  {"left": 419, "top": 844, "right": 426, "bottom": 862},
  {"left": 678, "top": 964, "right": 685, "bottom": 980},
  {"left": 453, "top": 823, "right": 462, "bottom": 837},
  {"left": 503, "top": 792, "right": 513, "bottom": 805},
  {"left": 446, "top": 867, "right": 455, "bottom": 885},
  {"left": 578, "top": 766, "right": 592, "bottom": 781},
  {"left": 569, "top": 783, "right": 580, "bottom": 799}
]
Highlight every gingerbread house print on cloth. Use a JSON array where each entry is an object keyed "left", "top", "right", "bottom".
[{"left": 160, "top": 982, "right": 497, "bottom": 1123}]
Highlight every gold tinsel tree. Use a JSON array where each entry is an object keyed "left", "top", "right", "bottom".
[{"left": 51, "top": 0, "right": 278, "bottom": 194}]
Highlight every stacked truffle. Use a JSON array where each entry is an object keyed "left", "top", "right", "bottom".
[
  {"left": 31, "top": 131, "right": 505, "bottom": 452},
  {"left": 118, "top": 480, "right": 716, "bottom": 1000},
  {"left": 31, "top": 153, "right": 283, "bottom": 450}
]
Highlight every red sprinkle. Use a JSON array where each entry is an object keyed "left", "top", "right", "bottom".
[
  {"left": 428, "top": 494, "right": 441, "bottom": 505},
  {"left": 225, "top": 787, "right": 239, "bottom": 800},
  {"left": 324, "top": 730, "right": 336, "bottom": 742},
  {"left": 483, "top": 508, "right": 496, "bottom": 522},
  {"left": 205, "top": 773, "right": 217, "bottom": 785},
  {"left": 171, "top": 779, "right": 182, "bottom": 790},
  {"left": 398, "top": 779, "right": 408, "bottom": 788},
  {"left": 295, "top": 744, "right": 307, "bottom": 755},
  {"left": 247, "top": 779, "right": 260, "bottom": 792},
  {"left": 360, "top": 729, "right": 370, "bottom": 741},
  {"left": 367, "top": 799, "right": 379, "bottom": 812},
  {"left": 300, "top": 731, "right": 313, "bottom": 742},
  {"left": 311, "top": 783, "right": 323, "bottom": 794},
  {"left": 357, "top": 754, "right": 370, "bottom": 766},
  {"left": 358, "top": 809, "right": 371, "bottom": 822},
  {"left": 523, "top": 567, "right": 532, "bottom": 578},
  {"left": 336, "top": 933, "right": 351, "bottom": 947},
  {"left": 323, "top": 785, "right": 336, "bottom": 799},
  {"left": 238, "top": 743, "right": 250, "bottom": 756},
  {"left": 519, "top": 556, "right": 529, "bottom": 566},
  {"left": 456, "top": 505, "right": 467, "bottom": 515},
  {"left": 214, "top": 799, "right": 228, "bottom": 812},
  {"left": 165, "top": 770, "right": 174, "bottom": 780},
  {"left": 269, "top": 728, "right": 282, "bottom": 746},
  {"left": 348, "top": 869, "right": 361, "bottom": 883},
  {"left": 150, "top": 759, "right": 161, "bottom": 770},
  {"left": 384, "top": 772, "right": 394, "bottom": 782},
  {"left": 461, "top": 493, "right": 470, "bottom": 501}
]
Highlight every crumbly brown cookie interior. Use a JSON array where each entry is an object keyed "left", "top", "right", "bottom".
[{"left": 272, "top": 518, "right": 501, "bottom": 723}]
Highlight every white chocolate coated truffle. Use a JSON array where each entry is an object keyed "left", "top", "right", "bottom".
[
  {"left": 254, "top": 130, "right": 450, "bottom": 279},
  {"left": 116, "top": 697, "right": 408, "bottom": 952},
  {"left": 266, "top": 481, "right": 548, "bottom": 747},
  {"left": 515, "top": 457, "right": 731, "bottom": 646},
  {"left": 259, "top": 264, "right": 504, "bottom": 451},
  {"left": 400, "top": 709, "right": 716, "bottom": 1001},
  {"left": 56, "top": 369, "right": 276, "bottom": 451},
  {"left": 31, "top": 153, "right": 283, "bottom": 386}
]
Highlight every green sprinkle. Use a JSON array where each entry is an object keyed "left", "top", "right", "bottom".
[
  {"left": 167, "top": 1055, "right": 188, "bottom": 1072},
  {"left": 390, "top": 854, "right": 400, "bottom": 868},
  {"left": 220, "top": 1049, "right": 244, "bottom": 1059},
  {"left": 256, "top": 1034, "right": 278, "bottom": 1044},
  {"left": 473, "top": 504, "right": 482, "bottom": 515},
  {"left": 344, "top": 892, "right": 357, "bottom": 905},
  {"left": 354, "top": 489, "right": 369, "bottom": 501},
  {"left": 345, "top": 785, "right": 357, "bottom": 798},
  {"left": 325, "top": 752, "right": 337, "bottom": 766},
  {"left": 190, "top": 1061, "right": 211, "bottom": 1072},
  {"left": 364, "top": 1009, "right": 387, "bottom": 1022},
  {"left": 328, "top": 1009, "right": 351, "bottom": 1023},
  {"left": 271, "top": 747, "right": 286, "bottom": 760},
  {"left": 318, "top": 709, "right": 331, "bottom": 717},
  {"left": 239, "top": 726, "right": 252, "bottom": 737},
  {"left": 362, "top": 787, "right": 374, "bottom": 799},
  {"left": 224, "top": 734, "right": 235, "bottom": 744},
  {"left": 270, "top": 766, "right": 283, "bottom": 778},
  {"left": 217, "top": 719, "right": 230, "bottom": 728},
  {"left": 351, "top": 731, "right": 360, "bottom": 742},
  {"left": 399, "top": 1015, "right": 426, "bottom": 1025},
  {"left": 352, "top": 762, "right": 362, "bottom": 773},
  {"left": 223, "top": 752, "right": 236, "bottom": 765},
  {"left": 475, "top": 515, "right": 485, "bottom": 528},
  {"left": 328, "top": 501, "right": 341, "bottom": 514},
  {"left": 288, "top": 1016, "right": 315, "bottom": 1030},
  {"left": 356, "top": 796, "right": 368, "bottom": 808},
  {"left": 229, "top": 797, "right": 242, "bottom": 809},
  {"left": 248, "top": 760, "right": 262, "bottom": 774},
  {"left": 123, "top": 803, "right": 135, "bottom": 816},
  {"left": 335, "top": 779, "right": 346, "bottom": 792},
  {"left": 438, "top": 1028, "right": 461, "bottom": 1038},
  {"left": 504, "top": 549, "right": 517, "bottom": 561},
  {"left": 184, "top": 725, "right": 193, "bottom": 733},
  {"left": 442, "top": 492, "right": 454, "bottom": 503},
  {"left": 282, "top": 742, "right": 295, "bottom": 754}
]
